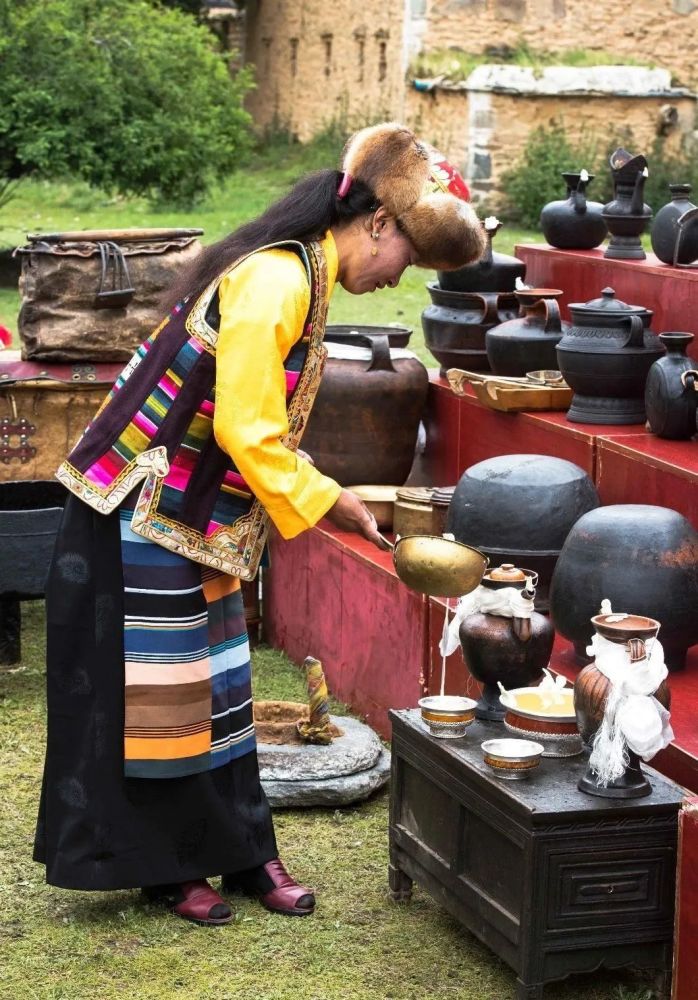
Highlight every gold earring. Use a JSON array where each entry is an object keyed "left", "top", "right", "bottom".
[{"left": 371, "top": 246, "right": 379, "bottom": 256}]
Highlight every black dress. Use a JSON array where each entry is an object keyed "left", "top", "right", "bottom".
[{"left": 34, "top": 496, "right": 277, "bottom": 891}]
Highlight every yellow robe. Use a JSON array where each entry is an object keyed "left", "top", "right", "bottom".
[{"left": 213, "top": 232, "right": 342, "bottom": 540}]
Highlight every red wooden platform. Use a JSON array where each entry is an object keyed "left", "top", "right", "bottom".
[{"left": 517, "top": 244, "right": 698, "bottom": 362}]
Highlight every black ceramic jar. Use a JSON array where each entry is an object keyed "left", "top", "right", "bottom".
[
  {"left": 556, "top": 287, "right": 664, "bottom": 425},
  {"left": 486, "top": 288, "right": 570, "bottom": 377},
  {"left": 540, "top": 171, "right": 607, "bottom": 250},
  {"left": 446, "top": 454, "right": 600, "bottom": 610},
  {"left": 549, "top": 504, "right": 698, "bottom": 672},
  {"left": 437, "top": 219, "right": 526, "bottom": 293},
  {"left": 650, "top": 184, "right": 698, "bottom": 265},
  {"left": 645, "top": 332, "right": 698, "bottom": 439}
]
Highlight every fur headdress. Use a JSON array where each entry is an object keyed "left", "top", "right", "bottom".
[{"left": 339, "top": 122, "right": 485, "bottom": 270}]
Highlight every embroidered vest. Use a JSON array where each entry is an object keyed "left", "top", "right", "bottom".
[{"left": 57, "top": 240, "right": 330, "bottom": 580}]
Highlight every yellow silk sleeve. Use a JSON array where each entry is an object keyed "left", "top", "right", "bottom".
[{"left": 213, "top": 248, "right": 341, "bottom": 540}]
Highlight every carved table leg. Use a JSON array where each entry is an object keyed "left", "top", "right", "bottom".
[
  {"left": 388, "top": 861, "right": 413, "bottom": 902},
  {"left": 0, "top": 596, "right": 21, "bottom": 665},
  {"left": 515, "top": 979, "right": 543, "bottom": 1000},
  {"left": 654, "top": 968, "right": 671, "bottom": 1000}
]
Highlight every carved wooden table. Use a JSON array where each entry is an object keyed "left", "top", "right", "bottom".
[{"left": 389, "top": 710, "right": 684, "bottom": 1000}]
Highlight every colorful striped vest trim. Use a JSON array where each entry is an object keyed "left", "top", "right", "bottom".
[{"left": 56, "top": 240, "right": 330, "bottom": 580}]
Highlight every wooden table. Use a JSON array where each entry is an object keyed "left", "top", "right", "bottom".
[{"left": 389, "top": 710, "right": 684, "bottom": 1000}]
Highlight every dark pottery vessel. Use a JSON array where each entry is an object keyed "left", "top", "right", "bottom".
[
  {"left": 0, "top": 480, "right": 67, "bottom": 664},
  {"left": 556, "top": 287, "right": 664, "bottom": 424},
  {"left": 574, "top": 615, "right": 670, "bottom": 798},
  {"left": 437, "top": 219, "right": 526, "bottom": 293},
  {"left": 650, "top": 184, "right": 698, "bottom": 265},
  {"left": 602, "top": 148, "right": 652, "bottom": 260},
  {"left": 447, "top": 454, "right": 600, "bottom": 610},
  {"left": 540, "top": 171, "right": 607, "bottom": 250},
  {"left": 645, "top": 332, "right": 698, "bottom": 439},
  {"left": 486, "top": 288, "right": 570, "bottom": 377},
  {"left": 324, "top": 323, "right": 412, "bottom": 349},
  {"left": 549, "top": 504, "right": 698, "bottom": 671},
  {"left": 421, "top": 283, "right": 518, "bottom": 374},
  {"left": 302, "top": 334, "right": 428, "bottom": 486},
  {"left": 459, "top": 564, "right": 554, "bottom": 721}
]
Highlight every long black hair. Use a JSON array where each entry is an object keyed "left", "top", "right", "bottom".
[{"left": 167, "top": 169, "right": 378, "bottom": 309}]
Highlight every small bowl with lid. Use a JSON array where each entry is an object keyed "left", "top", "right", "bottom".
[{"left": 481, "top": 738, "right": 545, "bottom": 779}]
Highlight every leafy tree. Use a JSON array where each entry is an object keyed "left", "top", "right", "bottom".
[{"left": 0, "top": 0, "right": 253, "bottom": 204}]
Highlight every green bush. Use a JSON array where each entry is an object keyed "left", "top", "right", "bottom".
[
  {"left": 0, "top": 0, "right": 253, "bottom": 204},
  {"left": 499, "top": 124, "right": 601, "bottom": 229},
  {"left": 500, "top": 122, "right": 698, "bottom": 229}
]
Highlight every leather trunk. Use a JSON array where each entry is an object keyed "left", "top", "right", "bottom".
[{"left": 0, "top": 350, "right": 121, "bottom": 482}]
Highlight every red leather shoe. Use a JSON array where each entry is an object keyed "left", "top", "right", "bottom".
[
  {"left": 143, "top": 879, "right": 233, "bottom": 926},
  {"left": 222, "top": 858, "right": 316, "bottom": 917}
]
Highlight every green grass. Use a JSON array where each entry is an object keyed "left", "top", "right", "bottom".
[
  {"left": 411, "top": 43, "right": 651, "bottom": 85},
  {"left": 0, "top": 142, "right": 538, "bottom": 367},
  {"left": 0, "top": 602, "right": 661, "bottom": 1000}
]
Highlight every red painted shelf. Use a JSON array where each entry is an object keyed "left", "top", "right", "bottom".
[{"left": 517, "top": 244, "right": 698, "bottom": 363}]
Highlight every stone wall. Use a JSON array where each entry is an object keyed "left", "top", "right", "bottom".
[
  {"left": 423, "top": 0, "right": 698, "bottom": 90},
  {"left": 243, "top": 0, "right": 405, "bottom": 140},
  {"left": 406, "top": 84, "right": 697, "bottom": 204}
]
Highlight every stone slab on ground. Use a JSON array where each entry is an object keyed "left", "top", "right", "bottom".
[
  {"left": 257, "top": 714, "right": 383, "bottom": 781},
  {"left": 262, "top": 748, "right": 391, "bottom": 808}
]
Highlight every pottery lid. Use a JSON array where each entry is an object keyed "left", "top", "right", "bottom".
[
  {"left": 486, "top": 563, "right": 527, "bottom": 583},
  {"left": 569, "top": 287, "right": 649, "bottom": 316},
  {"left": 431, "top": 486, "right": 455, "bottom": 507},
  {"left": 395, "top": 486, "right": 435, "bottom": 505},
  {"left": 609, "top": 147, "right": 648, "bottom": 173}
]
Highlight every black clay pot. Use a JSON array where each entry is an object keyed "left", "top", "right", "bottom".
[
  {"left": 549, "top": 504, "right": 698, "bottom": 672},
  {"left": 421, "top": 284, "right": 518, "bottom": 374},
  {"left": 556, "top": 287, "right": 664, "bottom": 425},
  {"left": 540, "top": 171, "right": 607, "bottom": 250},
  {"left": 485, "top": 288, "right": 570, "bottom": 377},
  {"left": 645, "top": 332, "right": 698, "bottom": 439},
  {"left": 437, "top": 220, "right": 525, "bottom": 293},
  {"left": 446, "top": 454, "right": 600, "bottom": 610},
  {"left": 650, "top": 184, "right": 698, "bottom": 265},
  {"left": 0, "top": 480, "right": 67, "bottom": 665},
  {"left": 325, "top": 323, "right": 412, "bottom": 349},
  {"left": 602, "top": 148, "right": 652, "bottom": 261}
]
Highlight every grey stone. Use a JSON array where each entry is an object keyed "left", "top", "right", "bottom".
[
  {"left": 262, "top": 748, "right": 391, "bottom": 807},
  {"left": 256, "top": 714, "right": 383, "bottom": 781},
  {"left": 674, "top": 0, "right": 696, "bottom": 14},
  {"left": 495, "top": 0, "right": 526, "bottom": 23}
]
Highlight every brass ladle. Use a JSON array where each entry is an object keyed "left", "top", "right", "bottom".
[{"left": 384, "top": 533, "right": 488, "bottom": 598}]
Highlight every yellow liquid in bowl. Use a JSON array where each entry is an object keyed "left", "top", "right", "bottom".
[{"left": 509, "top": 690, "right": 575, "bottom": 717}]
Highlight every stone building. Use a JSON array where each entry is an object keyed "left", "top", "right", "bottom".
[{"left": 215, "top": 0, "right": 698, "bottom": 197}]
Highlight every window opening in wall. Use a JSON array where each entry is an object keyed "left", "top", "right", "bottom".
[
  {"left": 354, "top": 30, "right": 366, "bottom": 84},
  {"left": 261, "top": 36, "right": 272, "bottom": 76},
  {"left": 375, "top": 29, "right": 389, "bottom": 83},
  {"left": 289, "top": 37, "right": 298, "bottom": 78},
  {"left": 322, "top": 33, "right": 333, "bottom": 78}
]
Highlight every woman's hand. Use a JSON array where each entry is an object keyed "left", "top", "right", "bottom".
[{"left": 324, "top": 489, "right": 390, "bottom": 550}]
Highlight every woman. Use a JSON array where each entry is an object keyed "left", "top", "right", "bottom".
[{"left": 34, "top": 123, "right": 484, "bottom": 926}]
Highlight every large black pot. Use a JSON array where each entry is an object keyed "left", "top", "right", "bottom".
[
  {"left": 556, "top": 287, "right": 664, "bottom": 425},
  {"left": 446, "top": 454, "right": 600, "bottom": 610},
  {"left": 0, "top": 480, "right": 67, "bottom": 664},
  {"left": 421, "top": 284, "right": 518, "bottom": 375},
  {"left": 550, "top": 504, "right": 698, "bottom": 672},
  {"left": 324, "top": 323, "right": 412, "bottom": 349},
  {"left": 437, "top": 220, "right": 526, "bottom": 293}
]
